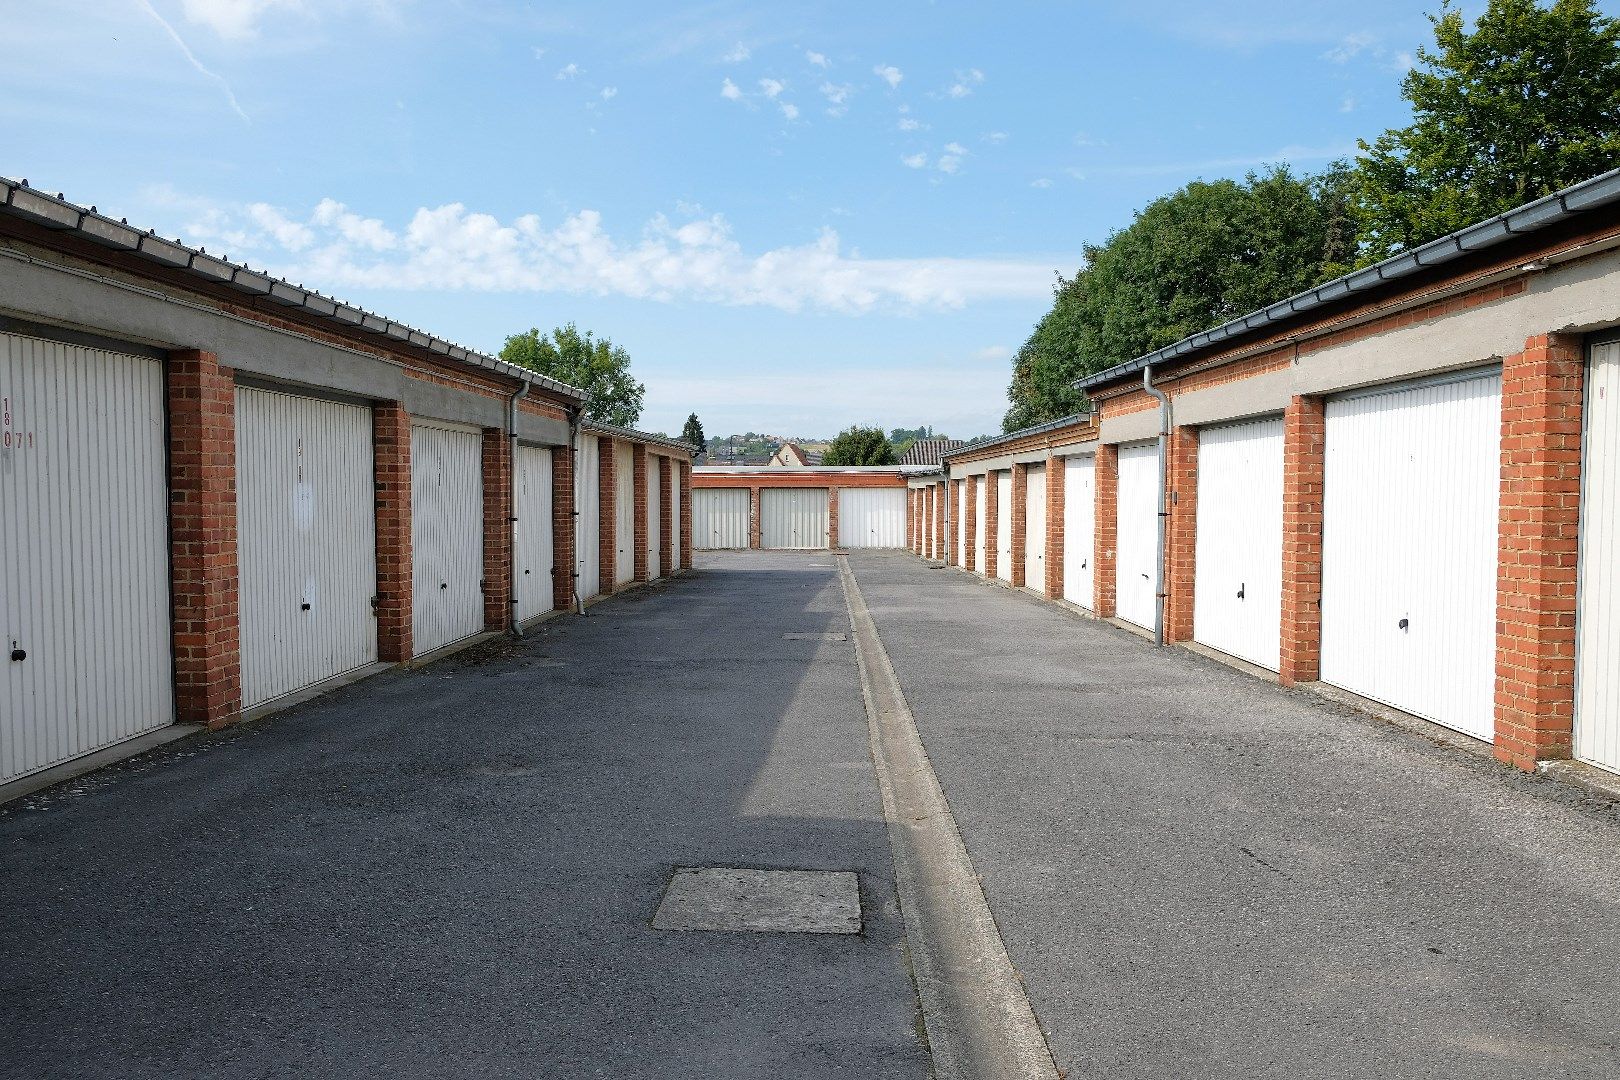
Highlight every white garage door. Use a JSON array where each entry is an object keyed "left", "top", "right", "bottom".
[
  {"left": 975, "top": 479, "right": 987, "bottom": 575},
  {"left": 515, "top": 445, "right": 554, "bottom": 625},
  {"left": 995, "top": 472, "right": 1013, "bottom": 582},
  {"left": 1321, "top": 371, "right": 1500, "bottom": 740},
  {"left": 762, "top": 488, "right": 829, "bottom": 549},
  {"left": 840, "top": 488, "right": 907, "bottom": 548},
  {"left": 1579, "top": 339, "right": 1620, "bottom": 773},
  {"left": 647, "top": 454, "right": 663, "bottom": 580},
  {"left": 694, "top": 488, "right": 749, "bottom": 549},
  {"left": 1115, "top": 442, "right": 1160, "bottom": 632},
  {"left": 614, "top": 442, "right": 634, "bottom": 587},
  {"left": 411, "top": 422, "right": 484, "bottom": 655},
  {"left": 237, "top": 388, "right": 377, "bottom": 709},
  {"left": 1025, "top": 464, "right": 1047, "bottom": 594},
  {"left": 946, "top": 479, "right": 959, "bottom": 566},
  {"left": 575, "top": 434, "right": 601, "bottom": 601},
  {"left": 2, "top": 332, "right": 172, "bottom": 783},
  {"left": 1064, "top": 455, "right": 1095, "bottom": 610},
  {"left": 1194, "top": 417, "right": 1284, "bottom": 670}
]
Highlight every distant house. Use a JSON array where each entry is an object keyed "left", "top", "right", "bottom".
[
  {"left": 769, "top": 442, "right": 823, "bottom": 467},
  {"left": 897, "top": 437, "right": 964, "bottom": 467}
]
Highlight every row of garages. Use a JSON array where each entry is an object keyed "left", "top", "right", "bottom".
[
  {"left": 689, "top": 469, "right": 914, "bottom": 550},
  {"left": 0, "top": 180, "right": 691, "bottom": 791},
  {"left": 910, "top": 167, "right": 1620, "bottom": 779}
]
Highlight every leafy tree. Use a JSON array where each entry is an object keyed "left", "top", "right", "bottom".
[
  {"left": 680, "top": 412, "right": 707, "bottom": 454},
  {"left": 1003, "top": 167, "right": 1346, "bottom": 430},
  {"left": 1354, "top": 0, "right": 1620, "bottom": 263},
  {"left": 499, "top": 323, "right": 646, "bottom": 427},
  {"left": 823, "top": 425, "right": 897, "bottom": 466}
]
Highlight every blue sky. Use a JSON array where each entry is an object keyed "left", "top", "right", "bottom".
[{"left": 0, "top": 1, "right": 1510, "bottom": 438}]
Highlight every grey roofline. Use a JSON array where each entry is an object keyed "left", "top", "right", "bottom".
[
  {"left": 943, "top": 410, "right": 1095, "bottom": 461},
  {"left": 0, "top": 177, "right": 588, "bottom": 404},
  {"left": 582, "top": 419, "right": 696, "bottom": 456},
  {"left": 1075, "top": 166, "right": 1620, "bottom": 392}
]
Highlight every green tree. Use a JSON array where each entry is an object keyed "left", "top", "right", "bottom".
[
  {"left": 499, "top": 323, "right": 646, "bottom": 427},
  {"left": 1354, "top": 0, "right": 1620, "bottom": 262},
  {"left": 1003, "top": 166, "right": 1344, "bottom": 430},
  {"left": 823, "top": 425, "right": 896, "bottom": 466},
  {"left": 680, "top": 412, "right": 707, "bottom": 455}
]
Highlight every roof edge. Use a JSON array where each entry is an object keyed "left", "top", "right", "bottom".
[
  {"left": 944, "top": 410, "right": 1095, "bottom": 460},
  {"left": 582, "top": 419, "right": 695, "bottom": 455}
]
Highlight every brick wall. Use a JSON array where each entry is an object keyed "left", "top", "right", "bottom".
[
  {"left": 965, "top": 475, "right": 978, "bottom": 573},
  {"left": 1495, "top": 333, "right": 1585, "bottom": 769},
  {"left": 1165, "top": 427, "right": 1199, "bottom": 643},
  {"left": 1279, "top": 397, "right": 1326, "bottom": 686},
  {"left": 373, "top": 402, "right": 413, "bottom": 661},
  {"left": 597, "top": 436, "right": 617, "bottom": 592},
  {"left": 1045, "top": 457, "right": 1065, "bottom": 598},
  {"left": 552, "top": 435, "right": 576, "bottom": 609},
  {"left": 1094, "top": 445, "right": 1119, "bottom": 617},
  {"left": 828, "top": 486, "right": 841, "bottom": 550},
  {"left": 749, "top": 486, "right": 762, "bottom": 550},
  {"left": 168, "top": 349, "right": 241, "bottom": 728},
  {"left": 984, "top": 471, "right": 1000, "bottom": 580},
  {"left": 679, "top": 461, "right": 693, "bottom": 569},
  {"left": 659, "top": 456, "right": 675, "bottom": 577},
  {"left": 481, "top": 428, "right": 513, "bottom": 630},
  {"left": 1010, "top": 463, "right": 1028, "bottom": 587},
  {"left": 632, "top": 443, "right": 649, "bottom": 582}
]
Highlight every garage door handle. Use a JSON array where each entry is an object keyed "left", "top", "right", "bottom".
[
  {"left": 440, "top": 582, "right": 448, "bottom": 590},
  {"left": 1237, "top": 583, "right": 1245, "bottom": 600},
  {"left": 1141, "top": 573, "right": 1149, "bottom": 579},
  {"left": 1398, "top": 617, "right": 1409, "bottom": 631},
  {"left": 300, "top": 602, "right": 311, "bottom": 611},
  {"left": 9, "top": 647, "right": 24, "bottom": 663},
  {"left": 1081, "top": 559, "right": 1087, "bottom": 569}
]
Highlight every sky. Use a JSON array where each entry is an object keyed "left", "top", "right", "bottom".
[{"left": 0, "top": 0, "right": 1505, "bottom": 438}]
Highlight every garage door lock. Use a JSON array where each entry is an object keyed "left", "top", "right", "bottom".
[{"left": 9, "top": 643, "right": 24, "bottom": 662}]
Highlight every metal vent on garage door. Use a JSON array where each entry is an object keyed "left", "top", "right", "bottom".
[
  {"left": 1193, "top": 417, "right": 1284, "bottom": 671},
  {"left": 1320, "top": 370, "right": 1500, "bottom": 739},
  {"left": 410, "top": 422, "right": 485, "bottom": 655},
  {"left": 2, "top": 332, "right": 172, "bottom": 783},
  {"left": 236, "top": 387, "right": 378, "bottom": 709}
]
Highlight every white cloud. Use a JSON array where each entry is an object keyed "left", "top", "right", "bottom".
[
  {"left": 1083, "top": 143, "right": 1356, "bottom": 178},
  {"left": 819, "top": 81, "right": 851, "bottom": 106},
  {"left": 901, "top": 153, "right": 928, "bottom": 169},
  {"left": 779, "top": 101, "right": 799, "bottom": 120},
  {"left": 898, "top": 117, "right": 923, "bottom": 132},
  {"left": 177, "top": 196, "right": 1056, "bottom": 314},
  {"left": 937, "top": 153, "right": 963, "bottom": 175},
  {"left": 531, "top": 45, "right": 547, "bottom": 59},
  {"left": 178, "top": 0, "right": 300, "bottom": 39},
  {"left": 1323, "top": 32, "right": 1376, "bottom": 64},
  {"left": 600, "top": 86, "right": 618, "bottom": 100},
  {"left": 1073, "top": 131, "right": 1103, "bottom": 147},
  {"left": 983, "top": 131, "right": 1008, "bottom": 144},
  {"left": 946, "top": 68, "right": 985, "bottom": 98},
  {"left": 976, "top": 345, "right": 1010, "bottom": 361},
  {"left": 723, "top": 42, "right": 751, "bottom": 62},
  {"left": 758, "top": 77, "right": 784, "bottom": 98},
  {"left": 138, "top": 0, "right": 249, "bottom": 122},
  {"left": 1391, "top": 50, "right": 1414, "bottom": 71},
  {"left": 944, "top": 141, "right": 968, "bottom": 156},
  {"left": 555, "top": 62, "right": 581, "bottom": 80},
  {"left": 874, "top": 64, "right": 903, "bottom": 89},
  {"left": 1339, "top": 93, "right": 1356, "bottom": 113},
  {"left": 806, "top": 50, "right": 829, "bottom": 68},
  {"left": 1030, "top": 178, "right": 1053, "bottom": 189},
  {"left": 720, "top": 77, "right": 743, "bottom": 101}
]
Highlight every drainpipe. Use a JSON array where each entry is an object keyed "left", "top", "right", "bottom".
[
  {"left": 1143, "top": 365, "right": 1171, "bottom": 647},
  {"left": 568, "top": 405, "right": 587, "bottom": 615},
  {"left": 508, "top": 382, "right": 529, "bottom": 638}
]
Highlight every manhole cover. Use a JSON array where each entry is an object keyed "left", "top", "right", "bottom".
[
  {"left": 652, "top": 867, "right": 861, "bottom": 934},
  {"left": 782, "top": 632, "right": 847, "bottom": 642}
]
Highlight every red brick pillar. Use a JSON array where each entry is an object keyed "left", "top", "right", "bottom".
[
  {"left": 597, "top": 436, "right": 617, "bottom": 592},
  {"left": 1165, "top": 426, "right": 1199, "bottom": 643},
  {"left": 1046, "top": 457, "right": 1065, "bottom": 597},
  {"left": 1279, "top": 397, "right": 1326, "bottom": 686},
  {"left": 985, "top": 471, "right": 1001, "bottom": 580},
  {"left": 965, "top": 475, "right": 978, "bottom": 572},
  {"left": 481, "top": 428, "right": 512, "bottom": 630},
  {"left": 679, "top": 461, "right": 694, "bottom": 569},
  {"left": 1010, "top": 463, "right": 1028, "bottom": 586},
  {"left": 659, "top": 456, "right": 674, "bottom": 577},
  {"left": 934, "top": 482, "right": 946, "bottom": 561},
  {"left": 374, "top": 402, "right": 413, "bottom": 659},
  {"left": 749, "top": 486, "right": 762, "bottom": 549},
  {"left": 168, "top": 349, "right": 240, "bottom": 727},
  {"left": 1094, "top": 446, "right": 1119, "bottom": 617},
  {"left": 552, "top": 436, "right": 575, "bottom": 609},
  {"left": 632, "top": 443, "right": 649, "bottom": 582},
  {"left": 1495, "top": 333, "right": 1585, "bottom": 769},
  {"left": 828, "top": 486, "right": 841, "bottom": 549}
]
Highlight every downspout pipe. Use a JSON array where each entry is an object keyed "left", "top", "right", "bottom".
[
  {"left": 507, "top": 383, "right": 529, "bottom": 638},
  {"left": 1143, "top": 365, "right": 1171, "bottom": 647},
  {"left": 568, "top": 405, "right": 587, "bottom": 616}
]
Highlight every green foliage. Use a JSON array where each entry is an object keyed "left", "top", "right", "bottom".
[
  {"left": 680, "top": 412, "right": 707, "bottom": 454},
  {"left": 499, "top": 323, "right": 646, "bottom": 428},
  {"left": 823, "top": 425, "right": 897, "bottom": 466},
  {"left": 889, "top": 425, "right": 934, "bottom": 443},
  {"left": 1003, "top": 167, "right": 1346, "bottom": 431},
  {"left": 1354, "top": 0, "right": 1620, "bottom": 263}
]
